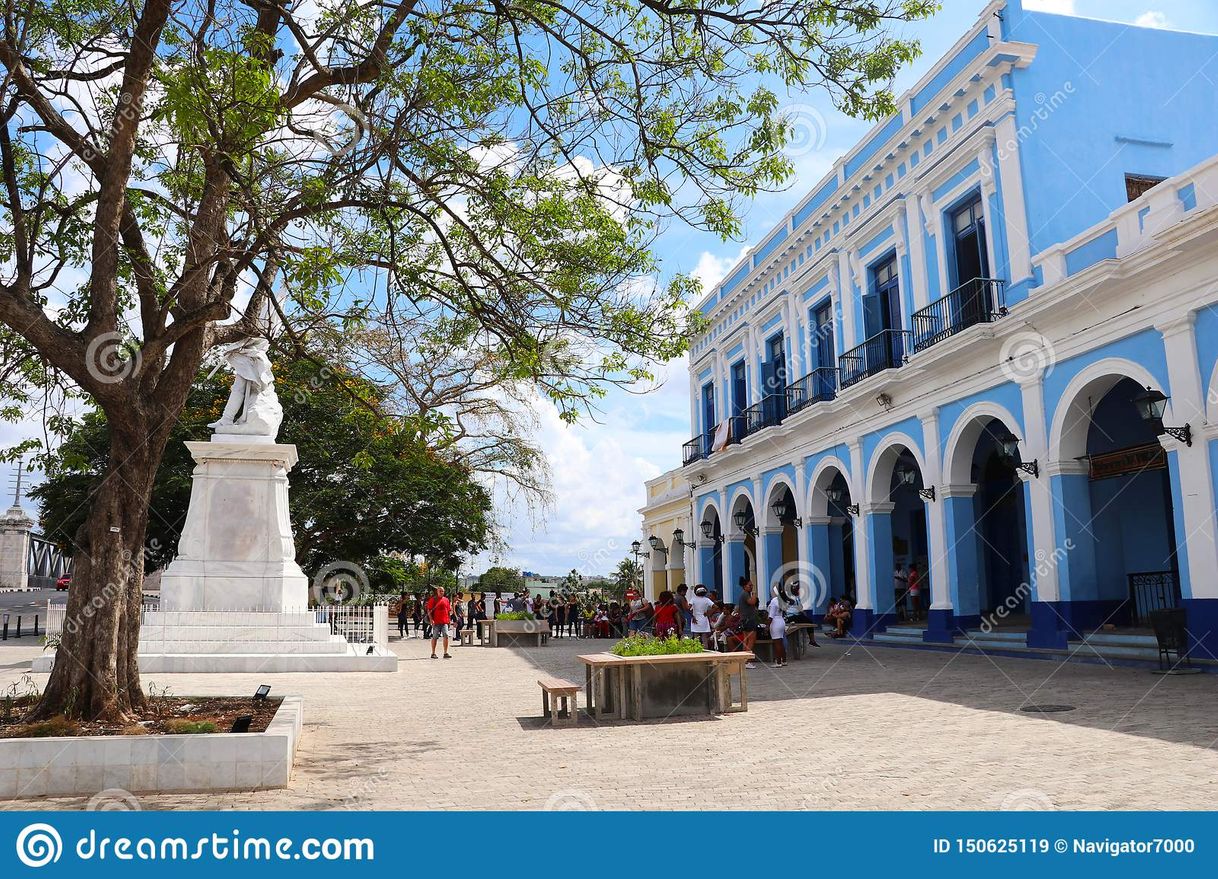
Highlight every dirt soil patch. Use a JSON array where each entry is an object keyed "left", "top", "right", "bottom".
[{"left": 0, "top": 696, "right": 283, "bottom": 738}]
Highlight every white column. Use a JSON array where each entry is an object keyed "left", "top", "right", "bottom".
[
  {"left": 847, "top": 440, "right": 871, "bottom": 610},
  {"left": 903, "top": 197, "right": 930, "bottom": 310},
  {"left": 751, "top": 476, "right": 765, "bottom": 586},
  {"left": 919, "top": 408, "right": 952, "bottom": 613},
  {"left": 1019, "top": 374, "right": 1060, "bottom": 602},
  {"left": 993, "top": 112, "right": 1034, "bottom": 285},
  {"left": 835, "top": 250, "right": 857, "bottom": 350},
  {"left": 1158, "top": 314, "right": 1218, "bottom": 599}
]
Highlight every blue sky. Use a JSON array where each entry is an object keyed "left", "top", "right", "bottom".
[{"left": 478, "top": 0, "right": 1218, "bottom": 578}]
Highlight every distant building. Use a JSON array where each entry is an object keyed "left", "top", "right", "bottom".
[{"left": 637, "top": 469, "right": 693, "bottom": 599}]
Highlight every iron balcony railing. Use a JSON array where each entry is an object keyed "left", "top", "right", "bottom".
[
  {"left": 742, "top": 394, "right": 785, "bottom": 439},
  {"left": 912, "top": 277, "right": 1006, "bottom": 353},
  {"left": 682, "top": 436, "right": 705, "bottom": 466},
  {"left": 839, "top": 329, "right": 912, "bottom": 389},
  {"left": 786, "top": 366, "right": 838, "bottom": 415}
]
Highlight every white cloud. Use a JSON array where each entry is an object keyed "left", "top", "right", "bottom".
[
  {"left": 690, "top": 245, "right": 752, "bottom": 295},
  {"left": 1023, "top": 0, "right": 1076, "bottom": 13},
  {"left": 1134, "top": 10, "right": 1170, "bottom": 28}
]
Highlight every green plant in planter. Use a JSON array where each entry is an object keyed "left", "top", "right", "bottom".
[
  {"left": 610, "top": 633, "right": 705, "bottom": 657},
  {"left": 164, "top": 719, "right": 219, "bottom": 735},
  {"left": 495, "top": 611, "right": 534, "bottom": 621}
]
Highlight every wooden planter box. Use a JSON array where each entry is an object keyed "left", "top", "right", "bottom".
[
  {"left": 579, "top": 652, "right": 752, "bottom": 721},
  {"left": 488, "top": 619, "right": 550, "bottom": 647}
]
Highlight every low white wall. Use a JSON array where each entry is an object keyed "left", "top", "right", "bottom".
[{"left": 0, "top": 695, "right": 303, "bottom": 799}]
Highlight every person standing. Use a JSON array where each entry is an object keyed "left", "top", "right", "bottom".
[
  {"left": 427, "top": 585, "right": 453, "bottom": 659},
  {"left": 396, "top": 592, "right": 409, "bottom": 640},
  {"left": 689, "top": 585, "right": 714, "bottom": 648},
  {"left": 411, "top": 596, "right": 425, "bottom": 638},
  {"left": 907, "top": 563, "right": 922, "bottom": 622},
  {"left": 627, "top": 591, "right": 648, "bottom": 634},
  {"left": 566, "top": 594, "right": 580, "bottom": 637},
  {"left": 652, "top": 590, "right": 680, "bottom": 638},
  {"left": 893, "top": 564, "right": 909, "bottom": 621},
  {"left": 675, "top": 584, "right": 692, "bottom": 636},
  {"left": 452, "top": 597, "right": 466, "bottom": 642},
  {"left": 766, "top": 587, "right": 788, "bottom": 668},
  {"left": 737, "top": 577, "right": 760, "bottom": 669}
]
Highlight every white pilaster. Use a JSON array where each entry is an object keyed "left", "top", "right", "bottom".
[
  {"left": 1018, "top": 374, "right": 1060, "bottom": 602},
  {"left": 919, "top": 408, "right": 952, "bottom": 612},
  {"left": 993, "top": 113, "right": 1034, "bottom": 285}
]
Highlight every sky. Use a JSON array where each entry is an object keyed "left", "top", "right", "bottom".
[
  {"left": 6, "top": 0, "right": 1218, "bottom": 579},
  {"left": 471, "top": 0, "right": 1218, "bottom": 577}
]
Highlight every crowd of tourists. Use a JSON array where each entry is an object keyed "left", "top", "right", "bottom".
[{"left": 392, "top": 581, "right": 858, "bottom": 670}]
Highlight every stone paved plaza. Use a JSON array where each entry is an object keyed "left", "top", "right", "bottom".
[{"left": 2, "top": 636, "right": 1218, "bottom": 810}]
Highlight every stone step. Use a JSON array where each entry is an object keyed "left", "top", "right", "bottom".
[
  {"left": 143, "top": 611, "right": 322, "bottom": 627},
  {"left": 1065, "top": 642, "right": 1162, "bottom": 661},
  {"left": 1073, "top": 632, "right": 1158, "bottom": 648},
  {"left": 874, "top": 629, "right": 925, "bottom": 644},
  {"left": 134, "top": 649, "right": 398, "bottom": 673},
  {"left": 139, "top": 624, "right": 336, "bottom": 642},
  {"left": 961, "top": 628, "right": 1027, "bottom": 643},
  {"left": 137, "top": 637, "right": 351, "bottom": 655}
]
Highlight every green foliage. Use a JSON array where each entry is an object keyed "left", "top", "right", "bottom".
[
  {"left": 476, "top": 566, "right": 526, "bottom": 594},
  {"left": 494, "top": 611, "right": 533, "bottom": 621},
  {"left": 610, "top": 633, "right": 705, "bottom": 657},
  {"left": 30, "top": 357, "right": 494, "bottom": 576}
]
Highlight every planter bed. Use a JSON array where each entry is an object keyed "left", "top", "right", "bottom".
[{"left": 0, "top": 695, "right": 303, "bottom": 798}]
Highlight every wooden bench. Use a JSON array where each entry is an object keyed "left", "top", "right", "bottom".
[
  {"left": 459, "top": 627, "right": 475, "bottom": 646},
  {"left": 538, "top": 677, "right": 582, "bottom": 727}
]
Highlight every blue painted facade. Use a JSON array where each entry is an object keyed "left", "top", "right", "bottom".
[{"left": 679, "top": 1, "right": 1218, "bottom": 663}]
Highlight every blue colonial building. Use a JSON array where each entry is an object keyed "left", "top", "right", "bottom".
[{"left": 674, "top": 0, "right": 1218, "bottom": 659}]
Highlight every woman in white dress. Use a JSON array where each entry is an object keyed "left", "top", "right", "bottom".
[{"left": 766, "top": 587, "right": 788, "bottom": 667}]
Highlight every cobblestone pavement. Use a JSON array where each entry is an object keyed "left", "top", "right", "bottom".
[{"left": 3, "top": 634, "right": 1218, "bottom": 810}]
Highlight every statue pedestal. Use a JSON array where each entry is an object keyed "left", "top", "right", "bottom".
[
  {"left": 33, "top": 436, "right": 396, "bottom": 673},
  {"left": 159, "top": 441, "right": 309, "bottom": 611},
  {"left": 136, "top": 437, "right": 395, "bottom": 672}
]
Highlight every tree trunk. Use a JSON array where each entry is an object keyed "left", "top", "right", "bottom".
[{"left": 31, "top": 417, "right": 161, "bottom": 723}]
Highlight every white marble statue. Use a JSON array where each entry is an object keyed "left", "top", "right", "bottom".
[{"left": 208, "top": 337, "right": 283, "bottom": 438}]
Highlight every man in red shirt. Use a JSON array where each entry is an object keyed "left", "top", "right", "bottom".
[{"left": 427, "top": 585, "right": 453, "bottom": 659}]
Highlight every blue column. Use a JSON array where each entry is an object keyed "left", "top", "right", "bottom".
[
  {"left": 854, "top": 504, "right": 895, "bottom": 635},
  {"left": 762, "top": 529, "right": 784, "bottom": 598},
  {"left": 726, "top": 537, "right": 747, "bottom": 605},
  {"left": 944, "top": 492, "right": 983, "bottom": 631},
  {"left": 698, "top": 545, "right": 716, "bottom": 591},
  {"left": 807, "top": 519, "right": 832, "bottom": 617},
  {"left": 1048, "top": 471, "right": 1101, "bottom": 635}
]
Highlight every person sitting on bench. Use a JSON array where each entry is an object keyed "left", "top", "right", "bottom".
[{"left": 825, "top": 597, "right": 853, "bottom": 638}]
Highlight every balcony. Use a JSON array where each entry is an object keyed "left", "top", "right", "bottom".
[
  {"left": 912, "top": 277, "right": 1006, "bottom": 353},
  {"left": 742, "top": 394, "right": 785, "bottom": 439},
  {"left": 682, "top": 436, "right": 706, "bottom": 466},
  {"left": 786, "top": 367, "right": 838, "bottom": 415},
  {"left": 839, "top": 329, "right": 912, "bottom": 389}
]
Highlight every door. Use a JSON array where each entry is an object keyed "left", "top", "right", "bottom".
[
  {"left": 867, "top": 255, "right": 902, "bottom": 368},
  {"left": 813, "top": 301, "right": 835, "bottom": 397},
  {"left": 767, "top": 332, "right": 787, "bottom": 421},
  {"left": 701, "top": 382, "right": 715, "bottom": 453},
  {"left": 731, "top": 360, "right": 747, "bottom": 418},
  {"left": 951, "top": 196, "right": 989, "bottom": 326}
]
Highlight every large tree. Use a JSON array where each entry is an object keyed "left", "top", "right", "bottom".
[
  {"left": 0, "top": 0, "right": 933, "bottom": 720},
  {"left": 30, "top": 356, "right": 493, "bottom": 578}
]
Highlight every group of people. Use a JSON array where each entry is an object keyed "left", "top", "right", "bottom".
[{"left": 392, "top": 581, "right": 860, "bottom": 668}]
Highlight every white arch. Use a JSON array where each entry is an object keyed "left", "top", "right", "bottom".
[
  {"left": 761, "top": 473, "right": 799, "bottom": 529},
  {"left": 1203, "top": 356, "right": 1218, "bottom": 425},
  {"left": 942, "top": 401, "right": 1024, "bottom": 486},
  {"left": 698, "top": 498, "right": 722, "bottom": 527},
  {"left": 865, "top": 431, "right": 929, "bottom": 504},
  {"left": 807, "top": 455, "right": 852, "bottom": 518},
  {"left": 1047, "top": 357, "right": 1171, "bottom": 463}
]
